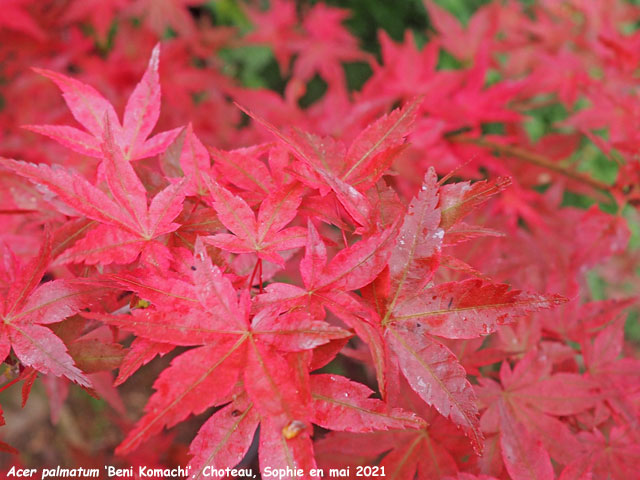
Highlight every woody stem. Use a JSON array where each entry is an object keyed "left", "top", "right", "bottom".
[{"left": 448, "top": 134, "right": 613, "bottom": 193}]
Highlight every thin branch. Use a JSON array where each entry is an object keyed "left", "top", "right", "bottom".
[{"left": 448, "top": 134, "right": 613, "bottom": 193}]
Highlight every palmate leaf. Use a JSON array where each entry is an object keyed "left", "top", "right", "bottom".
[
  {"left": 477, "top": 349, "right": 601, "bottom": 472},
  {"left": 380, "top": 430, "right": 459, "bottom": 480},
  {"left": 361, "top": 172, "right": 567, "bottom": 454},
  {"left": 238, "top": 98, "right": 420, "bottom": 229},
  {"left": 25, "top": 44, "right": 181, "bottom": 161},
  {"left": 100, "top": 238, "right": 424, "bottom": 477},
  {"left": 0, "top": 235, "right": 101, "bottom": 386},
  {"left": 382, "top": 283, "right": 564, "bottom": 452},
  {"left": 422, "top": 0, "right": 497, "bottom": 62},
  {"left": 314, "top": 410, "right": 465, "bottom": 480},
  {"left": 3, "top": 122, "right": 186, "bottom": 267},
  {"left": 205, "top": 176, "right": 306, "bottom": 265},
  {"left": 256, "top": 220, "right": 398, "bottom": 400},
  {"left": 99, "top": 240, "right": 348, "bottom": 467},
  {"left": 559, "top": 427, "right": 640, "bottom": 480},
  {"left": 257, "top": 219, "right": 398, "bottom": 312}
]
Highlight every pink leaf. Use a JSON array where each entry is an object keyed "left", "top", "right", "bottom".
[
  {"left": 189, "top": 400, "right": 260, "bottom": 480},
  {"left": 310, "top": 374, "right": 424, "bottom": 432},
  {"left": 386, "top": 325, "right": 483, "bottom": 453}
]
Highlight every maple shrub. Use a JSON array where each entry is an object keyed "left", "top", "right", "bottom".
[{"left": 1, "top": 0, "right": 639, "bottom": 479}]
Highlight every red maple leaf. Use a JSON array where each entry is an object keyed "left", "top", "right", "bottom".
[
  {"left": 204, "top": 177, "right": 307, "bottom": 266},
  {"left": 360, "top": 170, "right": 565, "bottom": 453},
  {"left": 0, "top": 234, "right": 99, "bottom": 386},
  {"left": 476, "top": 349, "right": 601, "bottom": 477},
  {"left": 239, "top": 98, "right": 421, "bottom": 232},
  {"left": 3, "top": 123, "right": 186, "bottom": 267},
  {"left": 25, "top": 44, "right": 181, "bottom": 161}
]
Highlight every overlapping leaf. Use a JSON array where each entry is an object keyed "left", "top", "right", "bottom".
[
  {"left": 3, "top": 120, "right": 186, "bottom": 267},
  {"left": 25, "top": 44, "right": 181, "bottom": 160},
  {"left": 0, "top": 235, "right": 100, "bottom": 386}
]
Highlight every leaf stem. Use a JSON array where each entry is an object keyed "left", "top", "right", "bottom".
[
  {"left": 0, "top": 375, "right": 22, "bottom": 394},
  {"left": 341, "top": 229, "right": 349, "bottom": 249},
  {"left": 248, "top": 259, "right": 260, "bottom": 292}
]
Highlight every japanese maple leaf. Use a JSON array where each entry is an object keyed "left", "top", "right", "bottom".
[
  {"left": 0, "top": 0, "right": 45, "bottom": 40},
  {"left": 581, "top": 320, "right": 640, "bottom": 430},
  {"left": 244, "top": 0, "right": 303, "bottom": 74},
  {"left": 358, "top": 170, "right": 565, "bottom": 452},
  {"left": 187, "top": 373, "right": 424, "bottom": 480},
  {"left": 2, "top": 120, "right": 186, "bottom": 267},
  {"left": 292, "top": 4, "right": 371, "bottom": 88},
  {"left": 378, "top": 424, "right": 463, "bottom": 478},
  {"left": 102, "top": 238, "right": 422, "bottom": 479},
  {"left": 25, "top": 44, "right": 181, "bottom": 161},
  {"left": 559, "top": 427, "right": 640, "bottom": 480},
  {"left": 569, "top": 205, "right": 630, "bottom": 272},
  {"left": 127, "top": 0, "right": 203, "bottom": 38},
  {"left": 431, "top": 52, "right": 523, "bottom": 130},
  {"left": 314, "top": 406, "right": 469, "bottom": 480},
  {"left": 89, "top": 239, "right": 349, "bottom": 456},
  {"left": 257, "top": 217, "right": 397, "bottom": 341},
  {"left": 63, "top": 0, "right": 129, "bottom": 40},
  {"left": 0, "top": 234, "right": 99, "bottom": 386},
  {"left": 208, "top": 143, "right": 276, "bottom": 197},
  {"left": 240, "top": 98, "right": 420, "bottom": 230},
  {"left": 476, "top": 350, "right": 600, "bottom": 476},
  {"left": 361, "top": 30, "right": 460, "bottom": 103},
  {"left": 204, "top": 177, "right": 307, "bottom": 266},
  {"left": 423, "top": 0, "right": 498, "bottom": 62}
]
